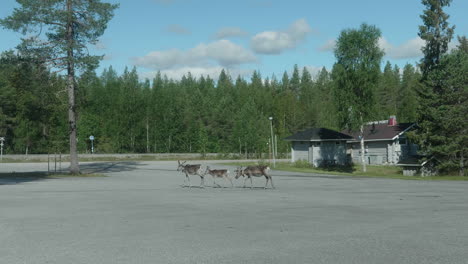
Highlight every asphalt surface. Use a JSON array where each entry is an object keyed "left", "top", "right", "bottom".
[{"left": 1, "top": 161, "right": 467, "bottom": 264}]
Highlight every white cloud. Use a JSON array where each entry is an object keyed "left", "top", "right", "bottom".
[
  {"left": 93, "top": 40, "right": 107, "bottom": 50},
  {"left": 103, "top": 54, "right": 113, "bottom": 61},
  {"left": 166, "top": 24, "right": 191, "bottom": 35},
  {"left": 379, "top": 37, "right": 424, "bottom": 59},
  {"left": 303, "top": 65, "right": 323, "bottom": 79},
  {"left": 448, "top": 38, "right": 461, "bottom": 51},
  {"left": 251, "top": 18, "right": 312, "bottom": 54},
  {"left": 139, "top": 66, "right": 254, "bottom": 81},
  {"left": 319, "top": 37, "right": 425, "bottom": 59},
  {"left": 214, "top": 27, "right": 248, "bottom": 39},
  {"left": 132, "top": 39, "right": 257, "bottom": 69},
  {"left": 318, "top": 39, "right": 335, "bottom": 52}
]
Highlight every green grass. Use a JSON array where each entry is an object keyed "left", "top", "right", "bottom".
[{"left": 226, "top": 161, "right": 468, "bottom": 181}]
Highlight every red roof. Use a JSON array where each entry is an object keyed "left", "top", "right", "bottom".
[{"left": 342, "top": 123, "right": 414, "bottom": 141}]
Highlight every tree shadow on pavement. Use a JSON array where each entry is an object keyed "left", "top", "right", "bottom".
[
  {"left": 0, "top": 171, "right": 50, "bottom": 185},
  {"left": 0, "top": 161, "right": 141, "bottom": 185},
  {"left": 79, "top": 161, "right": 141, "bottom": 174}
]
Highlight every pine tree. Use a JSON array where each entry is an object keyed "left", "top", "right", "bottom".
[
  {"left": 377, "top": 61, "right": 400, "bottom": 118},
  {"left": 397, "top": 64, "right": 419, "bottom": 123},
  {"left": 412, "top": 0, "right": 467, "bottom": 175},
  {"left": 418, "top": 0, "right": 454, "bottom": 78},
  {"left": 0, "top": 0, "right": 118, "bottom": 174}
]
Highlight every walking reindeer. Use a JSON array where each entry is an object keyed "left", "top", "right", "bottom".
[
  {"left": 177, "top": 160, "right": 205, "bottom": 188},
  {"left": 235, "top": 165, "right": 275, "bottom": 189},
  {"left": 204, "top": 166, "right": 233, "bottom": 188}
]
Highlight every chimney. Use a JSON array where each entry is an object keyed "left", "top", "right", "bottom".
[{"left": 388, "top": 115, "right": 397, "bottom": 126}]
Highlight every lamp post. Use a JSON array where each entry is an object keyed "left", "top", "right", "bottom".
[
  {"left": 89, "top": 135, "right": 95, "bottom": 154},
  {"left": 0, "top": 137, "right": 4, "bottom": 162},
  {"left": 269, "top": 117, "right": 275, "bottom": 168}
]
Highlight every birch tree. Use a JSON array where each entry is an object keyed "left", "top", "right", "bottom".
[{"left": 332, "top": 23, "right": 384, "bottom": 172}]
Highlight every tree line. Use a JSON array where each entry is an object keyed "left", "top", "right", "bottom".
[{"left": 0, "top": 54, "right": 421, "bottom": 156}]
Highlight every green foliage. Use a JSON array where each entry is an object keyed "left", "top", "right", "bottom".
[
  {"left": 418, "top": 0, "right": 455, "bottom": 77},
  {"left": 0, "top": 0, "right": 119, "bottom": 71},
  {"left": 0, "top": 0, "right": 118, "bottom": 173},
  {"left": 332, "top": 23, "right": 384, "bottom": 131},
  {"left": 397, "top": 64, "right": 420, "bottom": 123},
  {"left": 377, "top": 61, "right": 400, "bottom": 118},
  {"left": 413, "top": 0, "right": 466, "bottom": 176},
  {"left": 413, "top": 50, "right": 468, "bottom": 174}
]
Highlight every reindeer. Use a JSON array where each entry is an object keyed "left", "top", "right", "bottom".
[
  {"left": 235, "top": 165, "right": 275, "bottom": 189},
  {"left": 177, "top": 160, "right": 205, "bottom": 188},
  {"left": 204, "top": 166, "right": 233, "bottom": 188}
]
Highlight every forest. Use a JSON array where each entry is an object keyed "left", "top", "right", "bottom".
[{"left": 0, "top": 55, "right": 421, "bottom": 156}]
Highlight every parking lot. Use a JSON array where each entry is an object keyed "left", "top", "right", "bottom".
[{"left": 1, "top": 160, "right": 468, "bottom": 264}]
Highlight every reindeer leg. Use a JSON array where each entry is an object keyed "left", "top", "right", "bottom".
[
  {"left": 213, "top": 177, "right": 218, "bottom": 188},
  {"left": 250, "top": 176, "right": 253, "bottom": 189},
  {"left": 265, "top": 177, "right": 269, "bottom": 189},
  {"left": 186, "top": 173, "right": 191, "bottom": 188},
  {"left": 270, "top": 176, "right": 275, "bottom": 189},
  {"left": 226, "top": 177, "right": 233, "bottom": 188},
  {"left": 243, "top": 177, "right": 247, "bottom": 188},
  {"left": 200, "top": 175, "right": 205, "bottom": 188}
]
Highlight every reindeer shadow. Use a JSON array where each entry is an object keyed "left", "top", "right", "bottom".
[{"left": 180, "top": 185, "right": 206, "bottom": 189}]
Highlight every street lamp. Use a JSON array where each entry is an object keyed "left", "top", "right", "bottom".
[
  {"left": 269, "top": 117, "right": 275, "bottom": 168},
  {"left": 89, "top": 135, "right": 95, "bottom": 154},
  {"left": 0, "top": 137, "right": 4, "bottom": 161}
]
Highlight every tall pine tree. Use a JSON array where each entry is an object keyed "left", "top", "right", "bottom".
[{"left": 1, "top": 0, "right": 118, "bottom": 174}]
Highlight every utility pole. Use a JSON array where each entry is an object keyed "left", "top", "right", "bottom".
[
  {"left": 269, "top": 117, "right": 276, "bottom": 168},
  {"left": 0, "top": 137, "right": 4, "bottom": 162}
]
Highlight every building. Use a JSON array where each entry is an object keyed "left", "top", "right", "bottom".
[
  {"left": 398, "top": 156, "right": 438, "bottom": 176},
  {"left": 284, "top": 128, "right": 353, "bottom": 167},
  {"left": 285, "top": 116, "right": 418, "bottom": 166},
  {"left": 343, "top": 117, "right": 417, "bottom": 165}
]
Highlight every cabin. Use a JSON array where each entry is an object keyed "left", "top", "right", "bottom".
[
  {"left": 284, "top": 128, "right": 353, "bottom": 167},
  {"left": 343, "top": 116, "right": 417, "bottom": 165},
  {"left": 285, "top": 116, "right": 418, "bottom": 167}
]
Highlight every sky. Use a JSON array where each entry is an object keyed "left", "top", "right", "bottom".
[{"left": 0, "top": 0, "right": 467, "bottom": 81}]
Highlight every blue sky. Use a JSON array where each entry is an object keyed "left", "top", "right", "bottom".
[{"left": 1, "top": 0, "right": 467, "bottom": 80}]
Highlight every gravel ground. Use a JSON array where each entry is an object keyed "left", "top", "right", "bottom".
[{"left": 1, "top": 160, "right": 467, "bottom": 264}]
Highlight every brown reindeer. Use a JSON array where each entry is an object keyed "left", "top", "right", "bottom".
[
  {"left": 204, "top": 166, "right": 233, "bottom": 188},
  {"left": 177, "top": 160, "right": 205, "bottom": 188},
  {"left": 235, "top": 165, "right": 275, "bottom": 189}
]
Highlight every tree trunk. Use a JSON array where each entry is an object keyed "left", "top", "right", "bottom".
[
  {"left": 67, "top": 0, "right": 79, "bottom": 174},
  {"left": 360, "top": 124, "right": 367, "bottom": 172}
]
